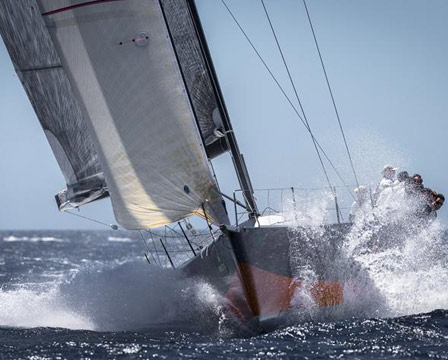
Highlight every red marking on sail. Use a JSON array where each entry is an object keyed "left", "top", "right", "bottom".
[{"left": 42, "top": 0, "right": 130, "bottom": 16}]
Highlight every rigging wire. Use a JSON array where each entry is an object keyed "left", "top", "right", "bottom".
[
  {"left": 65, "top": 210, "right": 118, "bottom": 229},
  {"left": 260, "top": 0, "right": 334, "bottom": 196},
  {"left": 144, "top": 226, "right": 219, "bottom": 249},
  {"left": 220, "top": 0, "right": 355, "bottom": 200},
  {"left": 139, "top": 230, "right": 157, "bottom": 264},
  {"left": 148, "top": 230, "right": 162, "bottom": 265},
  {"left": 138, "top": 230, "right": 157, "bottom": 264},
  {"left": 64, "top": 208, "right": 211, "bottom": 266},
  {"left": 65, "top": 210, "right": 161, "bottom": 264},
  {"left": 302, "top": 0, "right": 360, "bottom": 188}
]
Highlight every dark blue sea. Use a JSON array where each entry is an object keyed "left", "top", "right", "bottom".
[{"left": 1, "top": 229, "right": 448, "bottom": 359}]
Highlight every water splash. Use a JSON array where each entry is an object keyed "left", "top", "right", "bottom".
[
  {"left": 345, "top": 214, "right": 448, "bottom": 317},
  {"left": 59, "top": 261, "right": 230, "bottom": 332},
  {"left": 0, "top": 260, "right": 228, "bottom": 332},
  {"left": 285, "top": 184, "right": 448, "bottom": 322},
  {"left": 0, "top": 287, "right": 94, "bottom": 330},
  {"left": 283, "top": 190, "right": 334, "bottom": 228}
]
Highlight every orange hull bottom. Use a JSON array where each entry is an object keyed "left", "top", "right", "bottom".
[{"left": 226, "top": 264, "right": 343, "bottom": 322}]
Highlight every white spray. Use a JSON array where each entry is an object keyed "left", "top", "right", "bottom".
[{"left": 285, "top": 184, "right": 448, "bottom": 321}]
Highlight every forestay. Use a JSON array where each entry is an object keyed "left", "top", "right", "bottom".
[
  {"left": 0, "top": 0, "right": 108, "bottom": 210},
  {"left": 35, "top": 0, "right": 228, "bottom": 229}
]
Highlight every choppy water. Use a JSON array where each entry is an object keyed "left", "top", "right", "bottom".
[{"left": 1, "top": 227, "right": 448, "bottom": 359}]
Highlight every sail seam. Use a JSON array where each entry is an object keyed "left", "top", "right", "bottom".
[
  {"left": 42, "top": 0, "right": 128, "bottom": 16},
  {"left": 20, "top": 65, "right": 62, "bottom": 73}
]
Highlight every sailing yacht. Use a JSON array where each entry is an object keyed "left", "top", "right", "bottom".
[{"left": 0, "top": 0, "right": 350, "bottom": 332}]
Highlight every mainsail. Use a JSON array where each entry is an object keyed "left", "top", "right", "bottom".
[{"left": 0, "top": 0, "right": 229, "bottom": 229}]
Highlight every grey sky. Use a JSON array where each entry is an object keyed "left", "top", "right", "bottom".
[{"left": 1, "top": 0, "right": 447, "bottom": 229}]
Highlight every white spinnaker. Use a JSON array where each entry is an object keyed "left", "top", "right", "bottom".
[{"left": 39, "top": 0, "right": 228, "bottom": 229}]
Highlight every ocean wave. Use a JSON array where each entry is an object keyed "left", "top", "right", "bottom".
[
  {"left": 3, "top": 236, "right": 65, "bottom": 243},
  {"left": 107, "top": 236, "right": 133, "bottom": 243}
]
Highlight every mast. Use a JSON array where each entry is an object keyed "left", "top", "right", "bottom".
[{"left": 185, "top": 0, "right": 259, "bottom": 216}]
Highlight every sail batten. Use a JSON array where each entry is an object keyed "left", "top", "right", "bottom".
[{"left": 41, "top": 0, "right": 128, "bottom": 16}]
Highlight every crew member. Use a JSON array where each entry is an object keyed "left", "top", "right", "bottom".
[
  {"left": 396, "top": 171, "right": 410, "bottom": 184},
  {"left": 405, "top": 174, "right": 424, "bottom": 196},
  {"left": 413, "top": 174, "right": 423, "bottom": 185},
  {"left": 373, "top": 165, "right": 398, "bottom": 204},
  {"left": 433, "top": 193, "right": 445, "bottom": 211},
  {"left": 418, "top": 189, "right": 444, "bottom": 218}
]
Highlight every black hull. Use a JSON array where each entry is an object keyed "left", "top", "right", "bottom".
[{"left": 179, "top": 223, "right": 351, "bottom": 332}]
